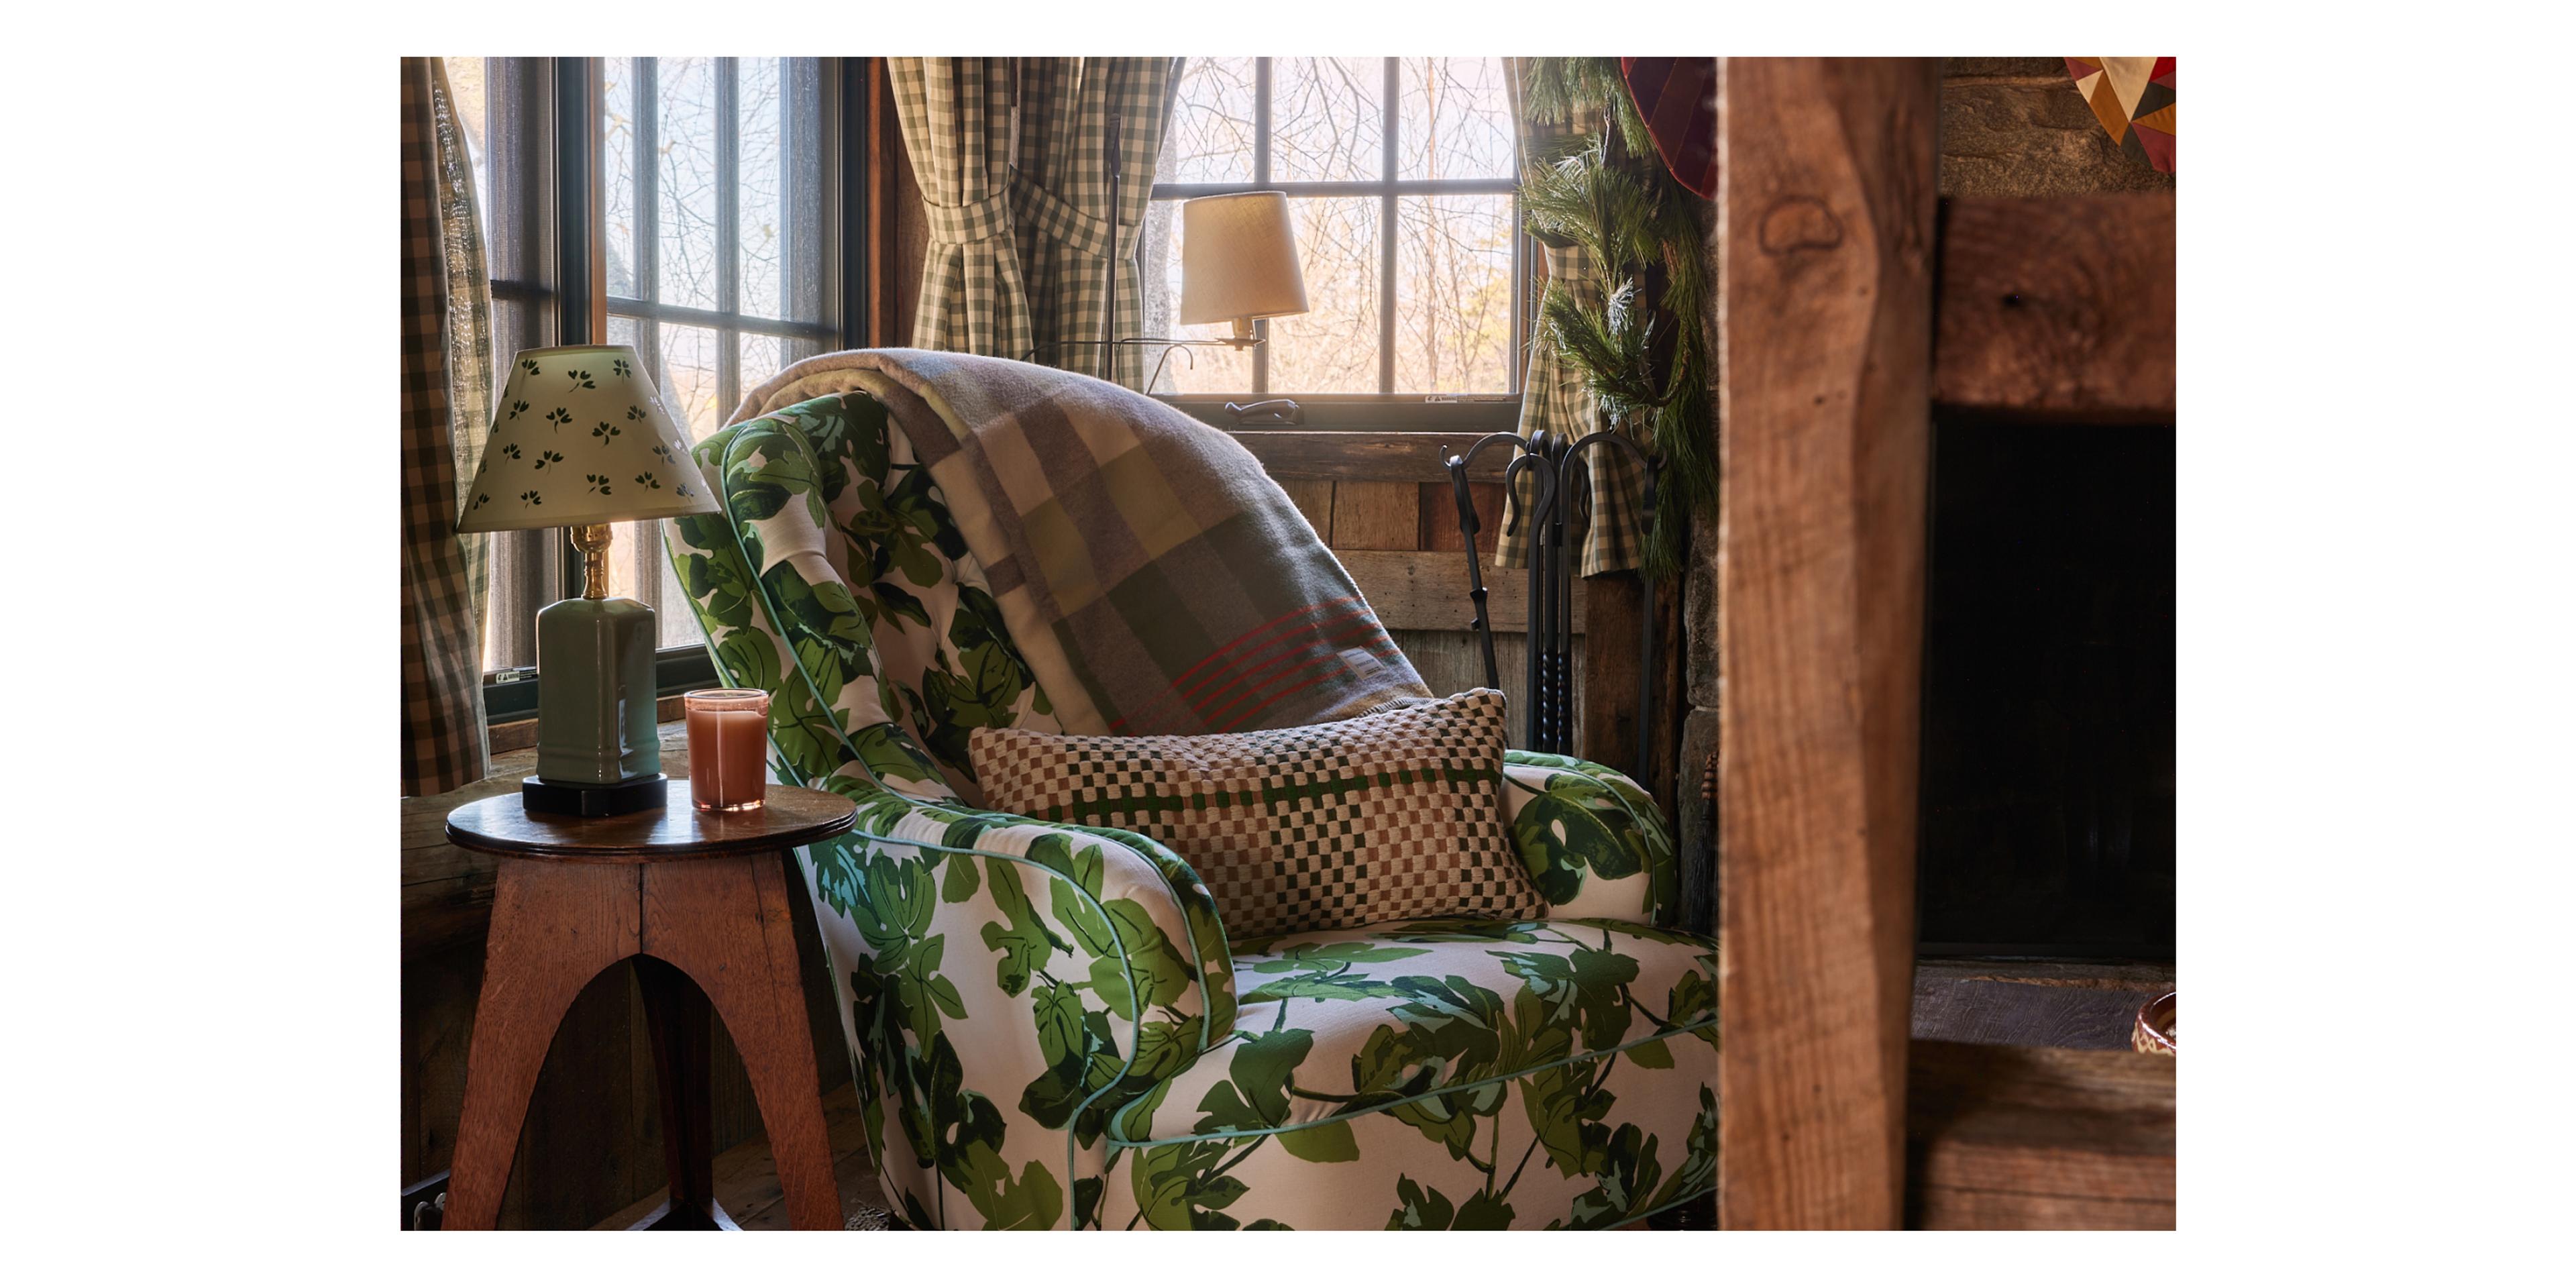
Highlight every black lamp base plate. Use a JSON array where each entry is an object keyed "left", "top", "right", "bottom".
[{"left": 522, "top": 773, "right": 668, "bottom": 818}]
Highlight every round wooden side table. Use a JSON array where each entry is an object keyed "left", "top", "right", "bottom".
[{"left": 440, "top": 782, "right": 859, "bottom": 1230}]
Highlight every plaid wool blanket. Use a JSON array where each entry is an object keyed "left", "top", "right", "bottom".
[{"left": 729, "top": 349, "right": 1430, "bottom": 736}]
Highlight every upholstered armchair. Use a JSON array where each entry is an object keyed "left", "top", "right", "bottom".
[{"left": 665, "top": 389, "right": 1717, "bottom": 1230}]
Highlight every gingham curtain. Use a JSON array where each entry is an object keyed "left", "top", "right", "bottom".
[
  {"left": 891, "top": 58, "right": 1035, "bottom": 362},
  {"left": 400, "top": 57, "right": 494, "bottom": 796},
  {"left": 1010, "top": 58, "right": 1180, "bottom": 390},
  {"left": 1497, "top": 59, "right": 1648, "bottom": 578}
]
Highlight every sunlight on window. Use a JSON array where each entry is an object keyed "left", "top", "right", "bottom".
[
  {"left": 1269, "top": 197, "right": 1382, "bottom": 392},
  {"left": 1396, "top": 194, "right": 1514, "bottom": 392},
  {"left": 657, "top": 58, "right": 722, "bottom": 313},
  {"left": 1271, "top": 58, "right": 1381, "bottom": 183},
  {"left": 1399, "top": 58, "right": 1515, "bottom": 182},
  {"left": 1159, "top": 57, "right": 1254, "bottom": 185},
  {"left": 1143, "top": 57, "right": 1520, "bottom": 396}
]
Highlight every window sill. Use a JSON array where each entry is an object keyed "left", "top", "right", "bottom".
[{"left": 486, "top": 694, "right": 688, "bottom": 757}]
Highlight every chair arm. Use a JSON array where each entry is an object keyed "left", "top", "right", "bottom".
[
  {"left": 1501, "top": 750, "right": 1678, "bottom": 925},
  {"left": 798, "top": 763, "right": 1237, "bottom": 1229}
]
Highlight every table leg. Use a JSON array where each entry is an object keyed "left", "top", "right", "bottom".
[
  {"left": 635, "top": 956, "right": 736, "bottom": 1230},
  {"left": 642, "top": 851, "right": 842, "bottom": 1230},
  {"left": 445, "top": 861, "right": 643, "bottom": 1231}
]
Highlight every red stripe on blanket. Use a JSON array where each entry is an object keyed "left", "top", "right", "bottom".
[
  {"left": 1182, "top": 605, "right": 1384, "bottom": 714},
  {"left": 1201, "top": 623, "right": 1411, "bottom": 731},
  {"left": 1167, "top": 594, "right": 1368, "bottom": 692}
]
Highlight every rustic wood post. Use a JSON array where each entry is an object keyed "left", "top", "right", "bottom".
[{"left": 1715, "top": 56, "right": 1939, "bottom": 1230}]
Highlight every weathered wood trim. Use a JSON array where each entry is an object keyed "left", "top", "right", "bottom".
[
  {"left": 488, "top": 694, "right": 684, "bottom": 757},
  {"left": 1340, "top": 548, "right": 1585, "bottom": 636},
  {"left": 1906, "top": 1039, "right": 2177, "bottom": 1230},
  {"left": 1230, "top": 431, "right": 1510, "bottom": 484},
  {"left": 1715, "top": 56, "right": 1939, "bottom": 1230},
  {"left": 1932, "top": 194, "right": 2176, "bottom": 421},
  {"left": 1576, "top": 569, "right": 1684, "bottom": 812}
]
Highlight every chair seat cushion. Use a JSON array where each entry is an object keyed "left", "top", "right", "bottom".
[
  {"left": 1099, "top": 916, "right": 1719, "bottom": 1229},
  {"left": 1110, "top": 916, "right": 1717, "bottom": 1143}
]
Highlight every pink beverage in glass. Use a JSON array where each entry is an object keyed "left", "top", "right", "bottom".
[{"left": 684, "top": 688, "right": 770, "bottom": 811}]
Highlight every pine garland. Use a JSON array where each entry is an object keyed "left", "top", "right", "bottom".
[{"left": 1518, "top": 56, "right": 1713, "bottom": 579}]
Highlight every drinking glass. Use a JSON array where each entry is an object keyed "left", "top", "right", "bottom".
[{"left": 684, "top": 688, "right": 770, "bottom": 811}]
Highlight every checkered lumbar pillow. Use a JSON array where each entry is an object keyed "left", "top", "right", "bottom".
[{"left": 969, "top": 688, "right": 1542, "bottom": 938}]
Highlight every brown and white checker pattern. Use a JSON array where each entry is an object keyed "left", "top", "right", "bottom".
[{"left": 969, "top": 689, "right": 1542, "bottom": 938}]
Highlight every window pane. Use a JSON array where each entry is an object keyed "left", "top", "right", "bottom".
[
  {"left": 603, "top": 58, "right": 639, "bottom": 299},
  {"left": 1159, "top": 57, "right": 1255, "bottom": 184},
  {"left": 1271, "top": 58, "right": 1382, "bottom": 183},
  {"left": 1397, "top": 58, "right": 1515, "bottom": 182},
  {"left": 604, "top": 520, "right": 656, "bottom": 606},
  {"left": 738, "top": 57, "right": 784, "bottom": 321},
  {"left": 741, "top": 331, "right": 827, "bottom": 397},
  {"left": 1139, "top": 200, "right": 1255, "bottom": 394},
  {"left": 657, "top": 57, "right": 721, "bottom": 311},
  {"left": 1265, "top": 197, "right": 1381, "bottom": 393},
  {"left": 658, "top": 538, "right": 708, "bottom": 648},
  {"left": 1394, "top": 195, "right": 1514, "bottom": 393},
  {"left": 482, "top": 294, "right": 549, "bottom": 674},
  {"left": 654, "top": 321, "right": 726, "bottom": 439}
]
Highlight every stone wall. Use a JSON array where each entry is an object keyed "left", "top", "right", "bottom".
[{"left": 1939, "top": 57, "right": 2174, "bottom": 198}]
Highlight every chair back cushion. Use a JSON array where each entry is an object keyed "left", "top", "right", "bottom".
[
  {"left": 666, "top": 391, "right": 1060, "bottom": 802},
  {"left": 967, "top": 688, "right": 1544, "bottom": 938}
]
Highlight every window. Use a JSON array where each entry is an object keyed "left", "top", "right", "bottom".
[
  {"left": 602, "top": 56, "right": 838, "bottom": 651},
  {"left": 1138, "top": 58, "right": 1525, "bottom": 399},
  {"left": 444, "top": 56, "right": 851, "bottom": 691}
]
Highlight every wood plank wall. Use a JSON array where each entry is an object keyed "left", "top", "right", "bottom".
[{"left": 1254, "top": 462, "right": 1582, "bottom": 756}]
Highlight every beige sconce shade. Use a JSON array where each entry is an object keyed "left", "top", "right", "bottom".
[
  {"left": 1177, "top": 191, "right": 1308, "bottom": 327},
  {"left": 455, "top": 345, "right": 721, "bottom": 533}
]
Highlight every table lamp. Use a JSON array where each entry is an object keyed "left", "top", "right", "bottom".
[
  {"left": 455, "top": 343, "right": 721, "bottom": 816},
  {"left": 1179, "top": 191, "right": 1309, "bottom": 349}
]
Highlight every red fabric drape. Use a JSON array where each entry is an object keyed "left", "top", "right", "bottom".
[{"left": 1617, "top": 58, "right": 1717, "bottom": 199}]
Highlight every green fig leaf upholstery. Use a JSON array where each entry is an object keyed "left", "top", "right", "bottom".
[
  {"left": 1104, "top": 917, "right": 1717, "bottom": 1230},
  {"left": 664, "top": 390, "right": 1715, "bottom": 1228}
]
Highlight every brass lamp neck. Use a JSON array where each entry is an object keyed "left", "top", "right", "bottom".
[{"left": 572, "top": 523, "right": 613, "bottom": 600}]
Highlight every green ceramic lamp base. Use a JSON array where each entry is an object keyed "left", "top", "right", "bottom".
[{"left": 530, "top": 525, "right": 663, "bottom": 814}]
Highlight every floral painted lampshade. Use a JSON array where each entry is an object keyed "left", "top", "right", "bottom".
[{"left": 455, "top": 344, "right": 720, "bottom": 533}]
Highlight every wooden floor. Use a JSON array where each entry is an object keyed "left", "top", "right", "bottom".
[
  {"left": 584, "top": 957, "right": 2170, "bottom": 1230},
  {"left": 594, "top": 1081, "right": 894, "bottom": 1230}
]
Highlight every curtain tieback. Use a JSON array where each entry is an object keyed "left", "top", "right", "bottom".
[
  {"left": 1009, "top": 174, "right": 1132, "bottom": 261},
  {"left": 924, "top": 190, "right": 1014, "bottom": 248}
]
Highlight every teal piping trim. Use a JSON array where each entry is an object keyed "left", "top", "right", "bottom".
[
  {"left": 680, "top": 425, "right": 862, "bottom": 789},
  {"left": 1106, "top": 1014, "right": 1719, "bottom": 1148}
]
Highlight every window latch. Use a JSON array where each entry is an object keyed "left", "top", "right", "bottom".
[{"left": 1224, "top": 399, "right": 1303, "bottom": 427}]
